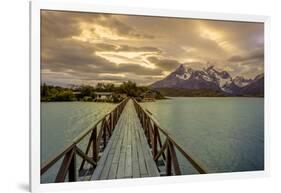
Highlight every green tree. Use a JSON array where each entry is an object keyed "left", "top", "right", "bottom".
[
  {"left": 104, "top": 83, "right": 115, "bottom": 92},
  {"left": 54, "top": 90, "right": 76, "bottom": 101},
  {"left": 79, "top": 85, "right": 95, "bottom": 98},
  {"left": 96, "top": 83, "right": 105, "bottom": 92},
  {"left": 41, "top": 83, "right": 50, "bottom": 97},
  {"left": 119, "top": 81, "right": 138, "bottom": 96}
]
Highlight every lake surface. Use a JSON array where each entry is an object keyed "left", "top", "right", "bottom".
[
  {"left": 41, "top": 97, "right": 264, "bottom": 183},
  {"left": 141, "top": 97, "right": 264, "bottom": 174},
  {"left": 41, "top": 102, "right": 116, "bottom": 183}
]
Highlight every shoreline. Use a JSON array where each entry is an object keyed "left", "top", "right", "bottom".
[{"left": 41, "top": 96, "right": 264, "bottom": 103}]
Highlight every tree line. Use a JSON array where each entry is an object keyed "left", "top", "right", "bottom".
[{"left": 41, "top": 81, "right": 163, "bottom": 102}]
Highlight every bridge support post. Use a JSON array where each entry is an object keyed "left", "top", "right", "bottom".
[
  {"left": 166, "top": 144, "right": 172, "bottom": 176},
  {"left": 103, "top": 122, "right": 107, "bottom": 148},
  {"left": 168, "top": 141, "right": 181, "bottom": 175},
  {"left": 68, "top": 148, "right": 77, "bottom": 182},
  {"left": 55, "top": 147, "right": 76, "bottom": 182},
  {"left": 146, "top": 116, "right": 151, "bottom": 145},
  {"left": 92, "top": 128, "right": 98, "bottom": 163},
  {"left": 153, "top": 125, "right": 158, "bottom": 158},
  {"left": 111, "top": 112, "right": 113, "bottom": 132}
]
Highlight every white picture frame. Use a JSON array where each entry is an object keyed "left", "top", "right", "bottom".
[{"left": 30, "top": 0, "right": 270, "bottom": 192}]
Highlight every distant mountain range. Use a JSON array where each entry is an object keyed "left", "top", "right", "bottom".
[{"left": 150, "top": 64, "right": 264, "bottom": 97}]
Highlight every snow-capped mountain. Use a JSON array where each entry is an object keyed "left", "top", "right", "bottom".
[
  {"left": 204, "top": 66, "right": 233, "bottom": 93},
  {"left": 240, "top": 74, "right": 264, "bottom": 96},
  {"left": 233, "top": 76, "right": 253, "bottom": 87},
  {"left": 150, "top": 64, "right": 220, "bottom": 91},
  {"left": 150, "top": 64, "right": 264, "bottom": 96}
]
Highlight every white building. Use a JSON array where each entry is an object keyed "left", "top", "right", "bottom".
[{"left": 95, "top": 92, "right": 113, "bottom": 101}]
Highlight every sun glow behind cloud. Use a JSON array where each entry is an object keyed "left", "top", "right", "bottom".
[
  {"left": 72, "top": 23, "right": 129, "bottom": 42},
  {"left": 198, "top": 22, "right": 237, "bottom": 53},
  {"left": 95, "top": 51, "right": 158, "bottom": 69},
  {"left": 99, "top": 73, "right": 126, "bottom": 78}
]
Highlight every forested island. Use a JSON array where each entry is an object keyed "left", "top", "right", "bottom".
[{"left": 41, "top": 81, "right": 165, "bottom": 102}]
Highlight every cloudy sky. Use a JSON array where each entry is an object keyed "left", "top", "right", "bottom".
[{"left": 41, "top": 10, "right": 264, "bottom": 86}]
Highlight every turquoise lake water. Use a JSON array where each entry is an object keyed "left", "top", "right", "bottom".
[
  {"left": 141, "top": 97, "right": 264, "bottom": 174},
  {"left": 41, "top": 102, "right": 116, "bottom": 183},
  {"left": 41, "top": 97, "right": 264, "bottom": 183}
]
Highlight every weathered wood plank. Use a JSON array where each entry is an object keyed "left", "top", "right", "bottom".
[
  {"left": 124, "top": 145, "right": 132, "bottom": 178},
  {"left": 90, "top": 99, "right": 159, "bottom": 180},
  {"left": 91, "top": 133, "right": 115, "bottom": 180},
  {"left": 137, "top": 123, "right": 160, "bottom": 177},
  {"left": 131, "top": 122, "right": 141, "bottom": 178},
  {"left": 99, "top": 128, "right": 120, "bottom": 180},
  {"left": 124, "top": 113, "right": 133, "bottom": 178},
  {"left": 108, "top": 117, "right": 126, "bottom": 179},
  {"left": 116, "top": 152, "right": 126, "bottom": 178},
  {"left": 116, "top": 120, "right": 128, "bottom": 178},
  {"left": 99, "top": 114, "right": 126, "bottom": 179},
  {"left": 134, "top": 121, "right": 148, "bottom": 177},
  {"left": 91, "top": 112, "right": 125, "bottom": 180}
]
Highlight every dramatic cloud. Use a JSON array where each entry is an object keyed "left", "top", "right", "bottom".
[
  {"left": 41, "top": 10, "right": 264, "bottom": 86},
  {"left": 228, "top": 48, "right": 264, "bottom": 62},
  {"left": 147, "top": 56, "right": 180, "bottom": 71}
]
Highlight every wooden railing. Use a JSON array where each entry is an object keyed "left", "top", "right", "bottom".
[
  {"left": 41, "top": 98, "right": 129, "bottom": 183},
  {"left": 133, "top": 98, "right": 207, "bottom": 175}
]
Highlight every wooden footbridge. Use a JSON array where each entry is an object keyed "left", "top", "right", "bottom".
[{"left": 41, "top": 98, "right": 206, "bottom": 183}]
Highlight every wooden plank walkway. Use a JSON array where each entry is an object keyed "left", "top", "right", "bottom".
[{"left": 91, "top": 99, "right": 160, "bottom": 180}]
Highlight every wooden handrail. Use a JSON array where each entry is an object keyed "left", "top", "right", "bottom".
[
  {"left": 41, "top": 97, "right": 129, "bottom": 182},
  {"left": 41, "top": 96, "right": 206, "bottom": 182},
  {"left": 132, "top": 98, "right": 207, "bottom": 175}
]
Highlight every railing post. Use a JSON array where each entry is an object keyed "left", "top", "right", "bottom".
[
  {"left": 146, "top": 117, "right": 151, "bottom": 144},
  {"left": 79, "top": 130, "right": 94, "bottom": 171},
  {"left": 68, "top": 147, "right": 77, "bottom": 182},
  {"left": 92, "top": 127, "right": 98, "bottom": 163},
  {"left": 157, "top": 133, "right": 166, "bottom": 160},
  {"left": 142, "top": 111, "right": 144, "bottom": 125},
  {"left": 115, "top": 109, "right": 117, "bottom": 125},
  {"left": 143, "top": 114, "right": 146, "bottom": 133},
  {"left": 111, "top": 112, "right": 114, "bottom": 131},
  {"left": 103, "top": 121, "right": 107, "bottom": 148},
  {"left": 153, "top": 124, "right": 158, "bottom": 158},
  {"left": 168, "top": 141, "right": 181, "bottom": 175},
  {"left": 140, "top": 109, "right": 142, "bottom": 123},
  {"left": 166, "top": 143, "right": 172, "bottom": 176},
  {"left": 107, "top": 118, "right": 111, "bottom": 136},
  {"left": 147, "top": 122, "right": 154, "bottom": 148},
  {"left": 55, "top": 147, "right": 76, "bottom": 182}
]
